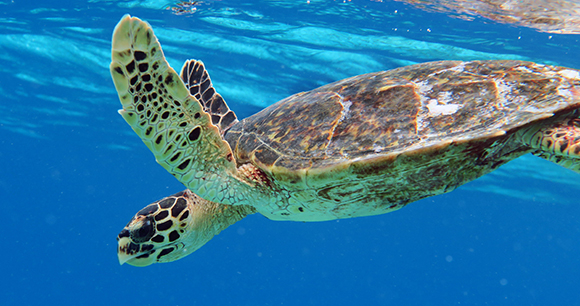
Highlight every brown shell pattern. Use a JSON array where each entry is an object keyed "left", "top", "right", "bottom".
[{"left": 225, "top": 60, "right": 580, "bottom": 175}]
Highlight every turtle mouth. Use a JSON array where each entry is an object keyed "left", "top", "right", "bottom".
[
  {"left": 118, "top": 251, "right": 154, "bottom": 267},
  {"left": 117, "top": 236, "right": 155, "bottom": 266},
  {"left": 118, "top": 249, "right": 146, "bottom": 266},
  {"left": 117, "top": 236, "right": 184, "bottom": 267}
]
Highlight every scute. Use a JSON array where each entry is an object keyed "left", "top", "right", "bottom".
[{"left": 225, "top": 60, "right": 580, "bottom": 177}]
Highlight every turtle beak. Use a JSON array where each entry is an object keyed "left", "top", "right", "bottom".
[
  {"left": 117, "top": 236, "right": 156, "bottom": 267},
  {"left": 117, "top": 251, "right": 133, "bottom": 265},
  {"left": 117, "top": 238, "right": 134, "bottom": 265},
  {"left": 117, "top": 236, "right": 138, "bottom": 265}
]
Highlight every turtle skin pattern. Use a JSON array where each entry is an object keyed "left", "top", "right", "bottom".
[
  {"left": 110, "top": 15, "right": 248, "bottom": 205},
  {"left": 180, "top": 59, "right": 238, "bottom": 135}
]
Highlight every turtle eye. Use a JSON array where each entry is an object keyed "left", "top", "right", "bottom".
[{"left": 130, "top": 216, "right": 155, "bottom": 243}]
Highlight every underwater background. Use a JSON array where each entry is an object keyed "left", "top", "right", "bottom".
[{"left": 1, "top": 0, "right": 579, "bottom": 305}]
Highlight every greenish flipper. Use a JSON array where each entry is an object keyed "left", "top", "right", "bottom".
[
  {"left": 525, "top": 117, "right": 580, "bottom": 173},
  {"left": 110, "top": 15, "right": 246, "bottom": 204},
  {"left": 180, "top": 60, "right": 238, "bottom": 135}
]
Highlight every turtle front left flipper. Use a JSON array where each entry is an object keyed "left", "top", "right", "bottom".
[
  {"left": 110, "top": 15, "right": 253, "bottom": 204},
  {"left": 523, "top": 116, "right": 580, "bottom": 173}
]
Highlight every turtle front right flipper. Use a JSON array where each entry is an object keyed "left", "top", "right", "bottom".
[
  {"left": 110, "top": 15, "right": 247, "bottom": 204},
  {"left": 180, "top": 59, "right": 238, "bottom": 135},
  {"left": 523, "top": 117, "right": 580, "bottom": 173}
]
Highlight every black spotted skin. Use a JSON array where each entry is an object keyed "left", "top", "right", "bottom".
[
  {"left": 180, "top": 60, "right": 238, "bottom": 134},
  {"left": 117, "top": 190, "right": 192, "bottom": 263}
]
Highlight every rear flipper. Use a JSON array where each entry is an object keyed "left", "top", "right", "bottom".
[{"left": 524, "top": 118, "right": 580, "bottom": 173}]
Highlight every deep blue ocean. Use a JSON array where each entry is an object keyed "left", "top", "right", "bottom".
[{"left": 1, "top": 0, "right": 580, "bottom": 305}]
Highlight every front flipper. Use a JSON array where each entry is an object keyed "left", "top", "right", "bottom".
[
  {"left": 110, "top": 15, "right": 247, "bottom": 204},
  {"left": 180, "top": 60, "right": 238, "bottom": 135},
  {"left": 524, "top": 117, "right": 580, "bottom": 173}
]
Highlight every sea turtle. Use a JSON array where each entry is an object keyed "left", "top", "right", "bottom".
[
  {"left": 400, "top": 0, "right": 580, "bottom": 34},
  {"left": 110, "top": 15, "right": 580, "bottom": 267}
]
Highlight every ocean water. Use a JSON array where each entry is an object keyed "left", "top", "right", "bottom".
[{"left": 1, "top": 0, "right": 580, "bottom": 305}]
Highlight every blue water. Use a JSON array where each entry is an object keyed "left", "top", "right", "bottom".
[{"left": 1, "top": 0, "right": 580, "bottom": 305}]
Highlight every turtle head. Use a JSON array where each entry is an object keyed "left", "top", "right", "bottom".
[
  {"left": 117, "top": 190, "right": 197, "bottom": 266},
  {"left": 117, "top": 190, "right": 208, "bottom": 266},
  {"left": 117, "top": 189, "right": 251, "bottom": 267}
]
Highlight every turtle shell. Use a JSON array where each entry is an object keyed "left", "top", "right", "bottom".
[{"left": 224, "top": 60, "right": 580, "bottom": 184}]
